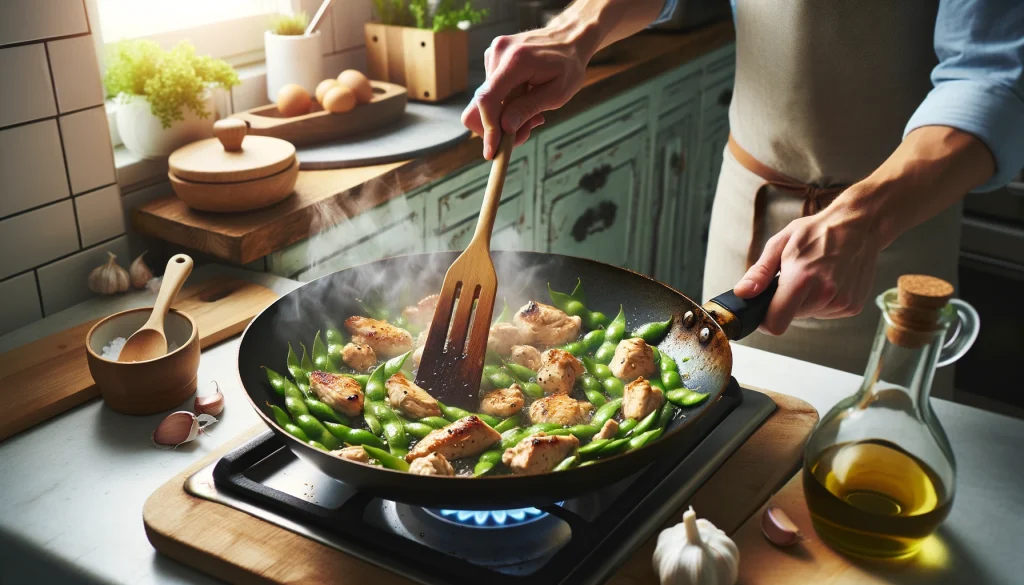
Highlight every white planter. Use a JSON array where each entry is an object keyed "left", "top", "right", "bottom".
[
  {"left": 116, "top": 92, "right": 216, "bottom": 159},
  {"left": 265, "top": 30, "right": 324, "bottom": 102}
]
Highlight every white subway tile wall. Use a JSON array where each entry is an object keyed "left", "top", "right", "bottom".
[
  {"left": 47, "top": 34, "right": 105, "bottom": 113},
  {"left": 0, "top": 44, "right": 57, "bottom": 127},
  {"left": 0, "top": 120, "right": 69, "bottom": 217},
  {"left": 0, "top": 3, "right": 126, "bottom": 335}
]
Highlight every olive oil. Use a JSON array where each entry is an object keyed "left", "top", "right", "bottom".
[{"left": 803, "top": 439, "right": 953, "bottom": 559}]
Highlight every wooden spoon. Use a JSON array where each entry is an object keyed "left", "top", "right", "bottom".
[
  {"left": 118, "top": 254, "right": 194, "bottom": 362},
  {"left": 415, "top": 87, "right": 525, "bottom": 410}
]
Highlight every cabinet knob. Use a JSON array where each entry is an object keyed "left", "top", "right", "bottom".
[{"left": 579, "top": 164, "right": 612, "bottom": 193}]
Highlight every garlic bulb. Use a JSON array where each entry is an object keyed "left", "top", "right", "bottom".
[
  {"left": 653, "top": 507, "right": 739, "bottom": 585},
  {"left": 152, "top": 411, "right": 218, "bottom": 448},
  {"left": 193, "top": 381, "right": 225, "bottom": 416},
  {"left": 129, "top": 251, "right": 153, "bottom": 289},
  {"left": 88, "top": 252, "right": 130, "bottom": 295}
]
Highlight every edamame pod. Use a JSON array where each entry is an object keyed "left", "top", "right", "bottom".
[
  {"left": 419, "top": 416, "right": 450, "bottom": 429},
  {"left": 286, "top": 343, "right": 308, "bottom": 386},
  {"left": 383, "top": 350, "right": 412, "bottom": 379},
  {"left": 582, "top": 356, "right": 613, "bottom": 379},
  {"left": 630, "top": 317, "right": 673, "bottom": 344},
  {"left": 364, "top": 363, "right": 387, "bottom": 401},
  {"left": 294, "top": 414, "right": 341, "bottom": 449},
  {"left": 553, "top": 455, "right": 577, "bottom": 471},
  {"left": 602, "top": 377, "right": 624, "bottom": 397},
  {"left": 582, "top": 329, "right": 606, "bottom": 352},
  {"left": 268, "top": 404, "right": 311, "bottom": 442},
  {"left": 627, "top": 428, "right": 663, "bottom": 451},
  {"left": 363, "top": 446, "right": 409, "bottom": 471},
  {"left": 617, "top": 418, "right": 639, "bottom": 437},
  {"left": 591, "top": 398, "right": 622, "bottom": 429},
  {"left": 322, "top": 421, "right": 386, "bottom": 449},
  {"left": 304, "top": 397, "right": 349, "bottom": 425},
  {"left": 312, "top": 331, "right": 339, "bottom": 373}
]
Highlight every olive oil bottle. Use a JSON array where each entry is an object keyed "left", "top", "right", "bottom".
[{"left": 802, "top": 276, "right": 978, "bottom": 559}]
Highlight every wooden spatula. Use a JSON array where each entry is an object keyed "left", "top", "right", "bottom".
[
  {"left": 118, "top": 254, "right": 193, "bottom": 362},
  {"left": 415, "top": 90, "right": 523, "bottom": 411}
]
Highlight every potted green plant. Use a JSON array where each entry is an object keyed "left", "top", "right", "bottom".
[
  {"left": 265, "top": 11, "right": 325, "bottom": 102},
  {"left": 104, "top": 40, "right": 239, "bottom": 159},
  {"left": 365, "top": 0, "right": 487, "bottom": 102}
]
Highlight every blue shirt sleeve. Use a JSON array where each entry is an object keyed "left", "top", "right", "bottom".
[
  {"left": 904, "top": 0, "right": 1024, "bottom": 192},
  {"left": 651, "top": 0, "right": 678, "bottom": 25}
]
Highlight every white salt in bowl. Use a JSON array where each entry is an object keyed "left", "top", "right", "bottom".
[{"left": 85, "top": 308, "right": 200, "bottom": 414}]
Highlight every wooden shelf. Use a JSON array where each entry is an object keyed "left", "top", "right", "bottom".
[{"left": 132, "top": 23, "right": 736, "bottom": 265}]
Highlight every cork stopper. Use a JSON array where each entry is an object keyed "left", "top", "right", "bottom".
[{"left": 886, "top": 275, "right": 954, "bottom": 347}]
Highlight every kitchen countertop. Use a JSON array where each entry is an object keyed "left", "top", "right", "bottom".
[
  {"left": 1, "top": 269, "right": 1022, "bottom": 584},
  {"left": 131, "top": 23, "right": 736, "bottom": 266}
]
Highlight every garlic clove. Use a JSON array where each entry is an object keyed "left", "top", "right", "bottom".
[
  {"left": 129, "top": 251, "right": 154, "bottom": 289},
  {"left": 194, "top": 381, "right": 225, "bottom": 416},
  {"left": 152, "top": 411, "right": 219, "bottom": 448},
  {"left": 88, "top": 252, "right": 131, "bottom": 295},
  {"left": 761, "top": 504, "right": 801, "bottom": 547}
]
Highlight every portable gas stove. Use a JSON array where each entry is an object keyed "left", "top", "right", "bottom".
[{"left": 185, "top": 379, "right": 773, "bottom": 585}]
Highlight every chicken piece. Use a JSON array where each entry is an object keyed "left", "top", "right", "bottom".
[
  {"left": 513, "top": 301, "right": 582, "bottom": 346},
  {"left": 341, "top": 342, "right": 377, "bottom": 373},
  {"left": 385, "top": 373, "right": 442, "bottom": 419},
  {"left": 622, "top": 377, "right": 664, "bottom": 421},
  {"left": 528, "top": 394, "right": 593, "bottom": 426},
  {"left": 502, "top": 433, "right": 580, "bottom": 476},
  {"left": 536, "top": 348, "right": 584, "bottom": 395},
  {"left": 487, "top": 323, "right": 520, "bottom": 355},
  {"left": 408, "top": 452, "right": 455, "bottom": 476},
  {"left": 510, "top": 345, "right": 542, "bottom": 371},
  {"left": 406, "top": 416, "right": 502, "bottom": 462},
  {"left": 594, "top": 419, "right": 619, "bottom": 441},
  {"left": 609, "top": 338, "right": 657, "bottom": 381},
  {"left": 331, "top": 446, "right": 370, "bottom": 463},
  {"left": 402, "top": 294, "right": 440, "bottom": 327},
  {"left": 344, "top": 316, "right": 414, "bottom": 358},
  {"left": 479, "top": 384, "right": 526, "bottom": 418},
  {"left": 412, "top": 331, "right": 428, "bottom": 369},
  {"left": 308, "top": 371, "right": 365, "bottom": 417}
]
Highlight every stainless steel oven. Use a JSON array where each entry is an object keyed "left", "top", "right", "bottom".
[{"left": 956, "top": 173, "right": 1024, "bottom": 414}]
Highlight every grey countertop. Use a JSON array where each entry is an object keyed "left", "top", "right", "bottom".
[{"left": 0, "top": 267, "right": 1022, "bottom": 585}]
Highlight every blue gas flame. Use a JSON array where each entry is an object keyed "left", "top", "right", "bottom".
[{"left": 436, "top": 506, "right": 548, "bottom": 528}]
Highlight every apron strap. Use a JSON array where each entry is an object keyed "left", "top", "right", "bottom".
[{"left": 727, "top": 134, "right": 849, "bottom": 266}]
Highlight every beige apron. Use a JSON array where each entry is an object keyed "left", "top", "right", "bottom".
[{"left": 701, "top": 0, "right": 963, "bottom": 381}]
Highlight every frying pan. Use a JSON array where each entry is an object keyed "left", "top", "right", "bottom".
[{"left": 238, "top": 251, "right": 777, "bottom": 509}]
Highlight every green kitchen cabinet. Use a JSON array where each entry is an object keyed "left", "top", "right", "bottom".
[{"left": 424, "top": 144, "right": 535, "bottom": 252}]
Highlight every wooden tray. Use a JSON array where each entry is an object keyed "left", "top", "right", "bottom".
[
  {"left": 0, "top": 278, "right": 278, "bottom": 442},
  {"left": 143, "top": 389, "right": 818, "bottom": 585},
  {"left": 231, "top": 81, "right": 408, "bottom": 147}
]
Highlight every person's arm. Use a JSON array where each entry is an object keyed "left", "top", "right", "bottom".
[
  {"left": 461, "top": 0, "right": 671, "bottom": 160},
  {"left": 734, "top": 0, "right": 1024, "bottom": 335}
]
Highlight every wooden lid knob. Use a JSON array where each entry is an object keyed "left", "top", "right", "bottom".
[
  {"left": 886, "top": 274, "right": 953, "bottom": 347},
  {"left": 214, "top": 118, "right": 248, "bottom": 152}
]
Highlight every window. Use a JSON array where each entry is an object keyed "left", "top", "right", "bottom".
[{"left": 92, "top": 0, "right": 292, "bottom": 65}]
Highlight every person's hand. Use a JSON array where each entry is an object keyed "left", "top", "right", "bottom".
[
  {"left": 461, "top": 24, "right": 592, "bottom": 159},
  {"left": 733, "top": 191, "right": 884, "bottom": 335}
]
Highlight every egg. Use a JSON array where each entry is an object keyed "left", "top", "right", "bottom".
[
  {"left": 315, "top": 79, "right": 341, "bottom": 105},
  {"left": 336, "top": 69, "right": 373, "bottom": 104},
  {"left": 322, "top": 86, "right": 357, "bottom": 114},
  {"left": 277, "top": 84, "right": 312, "bottom": 117}
]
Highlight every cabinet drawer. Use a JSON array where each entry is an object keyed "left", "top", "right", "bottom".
[
  {"left": 431, "top": 192, "right": 529, "bottom": 252},
  {"left": 540, "top": 96, "right": 649, "bottom": 177},
  {"left": 426, "top": 148, "right": 532, "bottom": 236},
  {"left": 538, "top": 129, "right": 650, "bottom": 270},
  {"left": 660, "top": 69, "right": 702, "bottom": 114},
  {"left": 296, "top": 213, "right": 423, "bottom": 281}
]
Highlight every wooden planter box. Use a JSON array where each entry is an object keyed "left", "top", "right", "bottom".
[{"left": 364, "top": 23, "right": 468, "bottom": 103}]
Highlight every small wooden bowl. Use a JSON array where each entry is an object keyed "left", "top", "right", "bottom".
[
  {"left": 168, "top": 158, "right": 298, "bottom": 213},
  {"left": 85, "top": 308, "right": 200, "bottom": 415}
]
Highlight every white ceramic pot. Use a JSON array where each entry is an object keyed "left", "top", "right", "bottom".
[
  {"left": 265, "top": 30, "right": 324, "bottom": 102},
  {"left": 116, "top": 92, "right": 216, "bottom": 159}
]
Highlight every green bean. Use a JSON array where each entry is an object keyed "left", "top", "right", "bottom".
[
  {"left": 323, "top": 421, "right": 386, "bottom": 449},
  {"left": 366, "top": 401, "right": 409, "bottom": 457},
  {"left": 579, "top": 373, "right": 602, "bottom": 392},
  {"left": 567, "top": 424, "right": 599, "bottom": 440},
  {"left": 582, "top": 329, "right": 606, "bottom": 352},
  {"left": 264, "top": 366, "right": 288, "bottom": 397},
  {"left": 494, "top": 416, "right": 522, "bottom": 433},
  {"left": 365, "top": 363, "right": 387, "bottom": 401},
  {"left": 286, "top": 343, "right": 308, "bottom": 386},
  {"left": 657, "top": 402, "right": 677, "bottom": 429},
  {"left": 582, "top": 356, "right": 613, "bottom": 379},
  {"left": 504, "top": 362, "right": 537, "bottom": 382},
  {"left": 419, "top": 416, "right": 450, "bottom": 429},
  {"left": 617, "top": 418, "right": 639, "bottom": 437},
  {"left": 594, "top": 341, "right": 617, "bottom": 364},
  {"left": 660, "top": 354, "right": 678, "bottom": 372},
  {"left": 436, "top": 403, "right": 500, "bottom": 427},
  {"left": 630, "top": 317, "right": 673, "bottom": 344},
  {"left": 268, "top": 404, "right": 311, "bottom": 442},
  {"left": 500, "top": 423, "right": 560, "bottom": 449},
  {"left": 553, "top": 455, "right": 577, "bottom": 472},
  {"left": 605, "top": 306, "right": 627, "bottom": 343},
  {"left": 403, "top": 422, "right": 433, "bottom": 440},
  {"left": 583, "top": 387, "right": 607, "bottom": 408},
  {"left": 487, "top": 370, "right": 515, "bottom": 389},
  {"left": 598, "top": 437, "right": 630, "bottom": 457},
  {"left": 363, "top": 445, "right": 409, "bottom": 471},
  {"left": 627, "top": 428, "right": 663, "bottom": 451},
  {"left": 476, "top": 413, "right": 501, "bottom": 427},
  {"left": 602, "top": 377, "right": 624, "bottom": 397},
  {"left": 667, "top": 389, "right": 709, "bottom": 407},
  {"left": 483, "top": 364, "right": 502, "bottom": 377},
  {"left": 560, "top": 341, "right": 586, "bottom": 356},
  {"left": 578, "top": 438, "right": 612, "bottom": 456},
  {"left": 630, "top": 408, "right": 660, "bottom": 437},
  {"left": 304, "top": 397, "right": 349, "bottom": 425},
  {"left": 592, "top": 398, "right": 622, "bottom": 429},
  {"left": 544, "top": 428, "right": 573, "bottom": 436},
  {"left": 294, "top": 414, "right": 341, "bottom": 449},
  {"left": 474, "top": 448, "right": 504, "bottom": 476},
  {"left": 364, "top": 411, "right": 383, "bottom": 436},
  {"left": 520, "top": 381, "right": 544, "bottom": 398},
  {"left": 383, "top": 351, "right": 412, "bottom": 379},
  {"left": 300, "top": 343, "right": 314, "bottom": 375},
  {"left": 661, "top": 370, "right": 683, "bottom": 391},
  {"left": 308, "top": 441, "right": 328, "bottom": 451},
  {"left": 312, "top": 331, "right": 340, "bottom": 373}
]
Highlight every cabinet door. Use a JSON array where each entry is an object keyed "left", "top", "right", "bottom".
[
  {"left": 425, "top": 146, "right": 534, "bottom": 252},
  {"left": 538, "top": 129, "right": 650, "bottom": 270},
  {"left": 650, "top": 94, "right": 700, "bottom": 292}
]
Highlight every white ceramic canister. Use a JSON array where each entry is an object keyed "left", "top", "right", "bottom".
[{"left": 264, "top": 30, "right": 324, "bottom": 102}]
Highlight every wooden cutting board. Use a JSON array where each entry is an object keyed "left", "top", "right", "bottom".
[
  {"left": 0, "top": 277, "right": 278, "bottom": 442},
  {"left": 143, "top": 389, "right": 818, "bottom": 585}
]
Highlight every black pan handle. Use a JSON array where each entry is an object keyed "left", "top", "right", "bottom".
[{"left": 703, "top": 274, "right": 780, "bottom": 340}]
